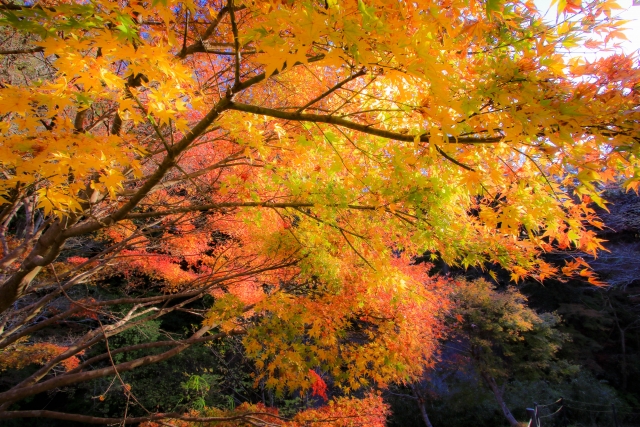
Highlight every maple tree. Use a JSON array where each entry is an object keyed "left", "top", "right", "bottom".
[{"left": 0, "top": 0, "right": 638, "bottom": 424}]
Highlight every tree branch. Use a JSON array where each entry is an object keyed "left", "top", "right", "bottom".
[
  {"left": 0, "top": 409, "right": 285, "bottom": 424},
  {"left": 0, "top": 326, "right": 218, "bottom": 406},
  {"left": 0, "top": 47, "right": 44, "bottom": 55},
  {"left": 228, "top": 0, "right": 241, "bottom": 89},
  {"left": 123, "top": 201, "right": 392, "bottom": 219},
  {"left": 177, "top": 6, "right": 246, "bottom": 58},
  {"left": 70, "top": 330, "right": 245, "bottom": 374},
  {"left": 232, "top": 54, "right": 326, "bottom": 93},
  {"left": 296, "top": 68, "right": 367, "bottom": 113},
  {"left": 228, "top": 102, "right": 504, "bottom": 145},
  {"left": 60, "top": 97, "right": 231, "bottom": 240}
]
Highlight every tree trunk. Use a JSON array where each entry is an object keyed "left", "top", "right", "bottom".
[
  {"left": 417, "top": 400, "right": 435, "bottom": 427},
  {"left": 411, "top": 384, "right": 435, "bottom": 427},
  {"left": 619, "top": 326, "right": 627, "bottom": 391},
  {"left": 482, "top": 373, "right": 519, "bottom": 427},
  {"left": 608, "top": 297, "right": 628, "bottom": 391}
]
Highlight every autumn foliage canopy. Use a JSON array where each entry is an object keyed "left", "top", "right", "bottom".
[{"left": 0, "top": 0, "right": 638, "bottom": 424}]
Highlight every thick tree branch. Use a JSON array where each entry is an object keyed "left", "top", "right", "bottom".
[
  {"left": 0, "top": 217, "right": 76, "bottom": 314},
  {"left": 228, "top": 102, "right": 504, "bottom": 145},
  {"left": 0, "top": 409, "right": 284, "bottom": 424},
  {"left": 177, "top": 6, "right": 246, "bottom": 58},
  {"left": 124, "top": 201, "right": 388, "bottom": 219},
  {"left": 0, "top": 47, "right": 44, "bottom": 55},
  {"left": 0, "top": 96, "right": 230, "bottom": 314},
  {"left": 61, "top": 97, "right": 231, "bottom": 240}
]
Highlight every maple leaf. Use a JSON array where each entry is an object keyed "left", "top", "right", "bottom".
[{"left": 99, "top": 170, "right": 125, "bottom": 199}]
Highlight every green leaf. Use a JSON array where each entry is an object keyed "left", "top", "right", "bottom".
[
  {"left": 486, "top": 0, "right": 503, "bottom": 16},
  {"left": 115, "top": 14, "right": 139, "bottom": 43}
]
